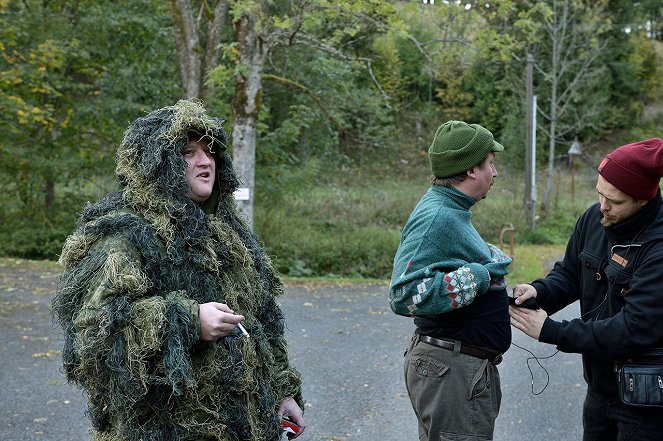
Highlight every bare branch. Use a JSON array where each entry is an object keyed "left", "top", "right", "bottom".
[
  {"left": 556, "top": 43, "right": 607, "bottom": 112},
  {"left": 406, "top": 35, "right": 433, "bottom": 63},
  {"left": 262, "top": 73, "right": 351, "bottom": 135},
  {"left": 294, "top": 31, "right": 390, "bottom": 102},
  {"left": 537, "top": 102, "right": 551, "bottom": 122}
]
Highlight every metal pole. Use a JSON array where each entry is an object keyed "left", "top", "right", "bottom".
[
  {"left": 531, "top": 94, "right": 537, "bottom": 227},
  {"left": 525, "top": 54, "right": 535, "bottom": 227}
]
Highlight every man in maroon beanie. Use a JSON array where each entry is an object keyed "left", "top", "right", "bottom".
[{"left": 509, "top": 138, "right": 663, "bottom": 441}]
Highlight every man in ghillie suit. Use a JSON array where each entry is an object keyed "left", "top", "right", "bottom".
[{"left": 52, "top": 100, "right": 306, "bottom": 440}]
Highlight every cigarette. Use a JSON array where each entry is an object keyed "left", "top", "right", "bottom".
[{"left": 237, "top": 323, "right": 250, "bottom": 338}]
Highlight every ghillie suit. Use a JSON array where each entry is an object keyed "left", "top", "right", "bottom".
[{"left": 52, "top": 100, "right": 303, "bottom": 441}]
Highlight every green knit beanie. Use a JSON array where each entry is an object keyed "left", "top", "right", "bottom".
[{"left": 429, "top": 120, "right": 504, "bottom": 178}]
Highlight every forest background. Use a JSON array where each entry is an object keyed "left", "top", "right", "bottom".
[{"left": 1, "top": 0, "right": 662, "bottom": 280}]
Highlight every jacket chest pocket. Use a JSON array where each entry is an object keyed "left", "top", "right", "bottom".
[
  {"left": 579, "top": 250, "right": 611, "bottom": 316},
  {"left": 604, "top": 260, "right": 633, "bottom": 299},
  {"left": 579, "top": 250, "right": 633, "bottom": 316},
  {"left": 579, "top": 250, "right": 604, "bottom": 290}
]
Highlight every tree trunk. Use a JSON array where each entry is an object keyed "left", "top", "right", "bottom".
[
  {"left": 170, "top": 1, "right": 261, "bottom": 226},
  {"left": 170, "top": 0, "right": 202, "bottom": 99},
  {"left": 232, "top": 11, "right": 265, "bottom": 227},
  {"left": 201, "top": 0, "right": 229, "bottom": 100},
  {"left": 541, "top": 100, "right": 556, "bottom": 221},
  {"left": 541, "top": 45, "right": 558, "bottom": 221},
  {"left": 540, "top": 0, "right": 562, "bottom": 221},
  {"left": 44, "top": 176, "right": 55, "bottom": 209}
]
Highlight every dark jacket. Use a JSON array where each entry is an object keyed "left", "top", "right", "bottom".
[{"left": 534, "top": 193, "right": 663, "bottom": 397}]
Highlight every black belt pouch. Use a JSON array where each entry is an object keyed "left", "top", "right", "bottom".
[{"left": 617, "top": 348, "right": 663, "bottom": 407}]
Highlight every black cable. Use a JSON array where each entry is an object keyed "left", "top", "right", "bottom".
[
  {"left": 511, "top": 342, "right": 559, "bottom": 395},
  {"left": 510, "top": 220, "right": 652, "bottom": 397}
]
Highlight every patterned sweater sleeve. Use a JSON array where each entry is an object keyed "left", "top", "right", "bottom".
[{"left": 389, "top": 261, "right": 491, "bottom": 316}]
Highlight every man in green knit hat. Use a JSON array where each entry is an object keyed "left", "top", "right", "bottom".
[
  {"left": 52, "top": 100, "right": 305, "bottom": 440},
  {"left": 389, "top": 120, "right": 512, "bottom": 441}
]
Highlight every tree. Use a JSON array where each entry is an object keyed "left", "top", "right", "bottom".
[
  {"left": 0, "top": 0, "right": 178, "bottom": 210},
  {"left": 170, "top": 0, "right": 228, "bottom": 100},
  {"left": 636, "top": 0, "right": 662, "bottom": 41},
  {"left": 470, "top": 0, "right": 615, "bottom": 221},
  {"left": 532, "top": 0, "right": 611, "bottom": 219},
  {"left": 0, "top": 1, "right": 104, "bottom": 210},
  {"left": 169, "top": 0, "right": 400, "bottom": 226}
]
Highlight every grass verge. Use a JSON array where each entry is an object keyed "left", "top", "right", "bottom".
[{"left": 506, "top": 244, "right": 566, "bottom": 285}]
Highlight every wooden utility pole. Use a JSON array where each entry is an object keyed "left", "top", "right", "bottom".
[{"left": 524, "top": 54, "right": 535, "bottom": 228}]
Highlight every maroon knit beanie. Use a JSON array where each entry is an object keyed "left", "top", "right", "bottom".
[{"left": 597, "top": 138, "right": 663, "bottom": 200}]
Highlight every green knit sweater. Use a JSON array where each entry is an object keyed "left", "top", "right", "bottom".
[{"left": 389, "top": 185, "right": 512, "bottom": 317}]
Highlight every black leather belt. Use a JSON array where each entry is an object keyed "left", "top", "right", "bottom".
[{"left": 418, "top": 335, "right": 503, "bottom": 366}]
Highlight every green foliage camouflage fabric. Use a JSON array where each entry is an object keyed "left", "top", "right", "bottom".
[{"left": 52, "top": 100, "right": 303, "bottom": 440}]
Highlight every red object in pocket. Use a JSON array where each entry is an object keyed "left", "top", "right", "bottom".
[{"left": 281, "top": 417, "right": 300, "bottom": 434}]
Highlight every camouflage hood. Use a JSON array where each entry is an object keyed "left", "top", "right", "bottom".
[{"left": 116, "top": 99, "right": 239, "bottom": 219}]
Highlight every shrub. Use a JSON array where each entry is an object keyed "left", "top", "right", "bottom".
[
  {"left": 0, "top": 205, "right": 78, "bottom": 260},
  {"left": 0, "top": 159, "right": 600, "bottom": 279},
  {"left": 255, "top": 164, "right": 598, "bottom": 279}
]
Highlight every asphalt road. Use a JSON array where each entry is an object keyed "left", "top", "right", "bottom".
[{"left": 0, "top": 261, "right": 585, "bottom": 440}]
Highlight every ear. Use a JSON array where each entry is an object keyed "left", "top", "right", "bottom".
[{"left": 465, "top": 167, "right": 477, "bottom": 179}]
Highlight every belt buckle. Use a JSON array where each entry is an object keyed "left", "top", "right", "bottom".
[{"left": 491, "top": 354, "right": 503, "bottom": 366}]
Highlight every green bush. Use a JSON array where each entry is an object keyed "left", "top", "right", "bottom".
[
  {"left": 255, "top": 164, "right": 599, "bottom": 279},
  {"left": 0, "top": 159, "right": 601, "bottom": 279},
  {"left": 255, "top": 205, "right": 398, "bottom": 279},
  {"left": 0, "top": 205, "right": 78, "bottom": 260}
]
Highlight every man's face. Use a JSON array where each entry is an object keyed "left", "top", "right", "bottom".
[
  {"left": 473, "top": 152, "right": 497, "bottom": 200},
  {"left": 182, "top": 137, "right": 215, "bottom": 203},
  {"left": 596, "top": 175, "right": 646, "bottom": 227}
]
